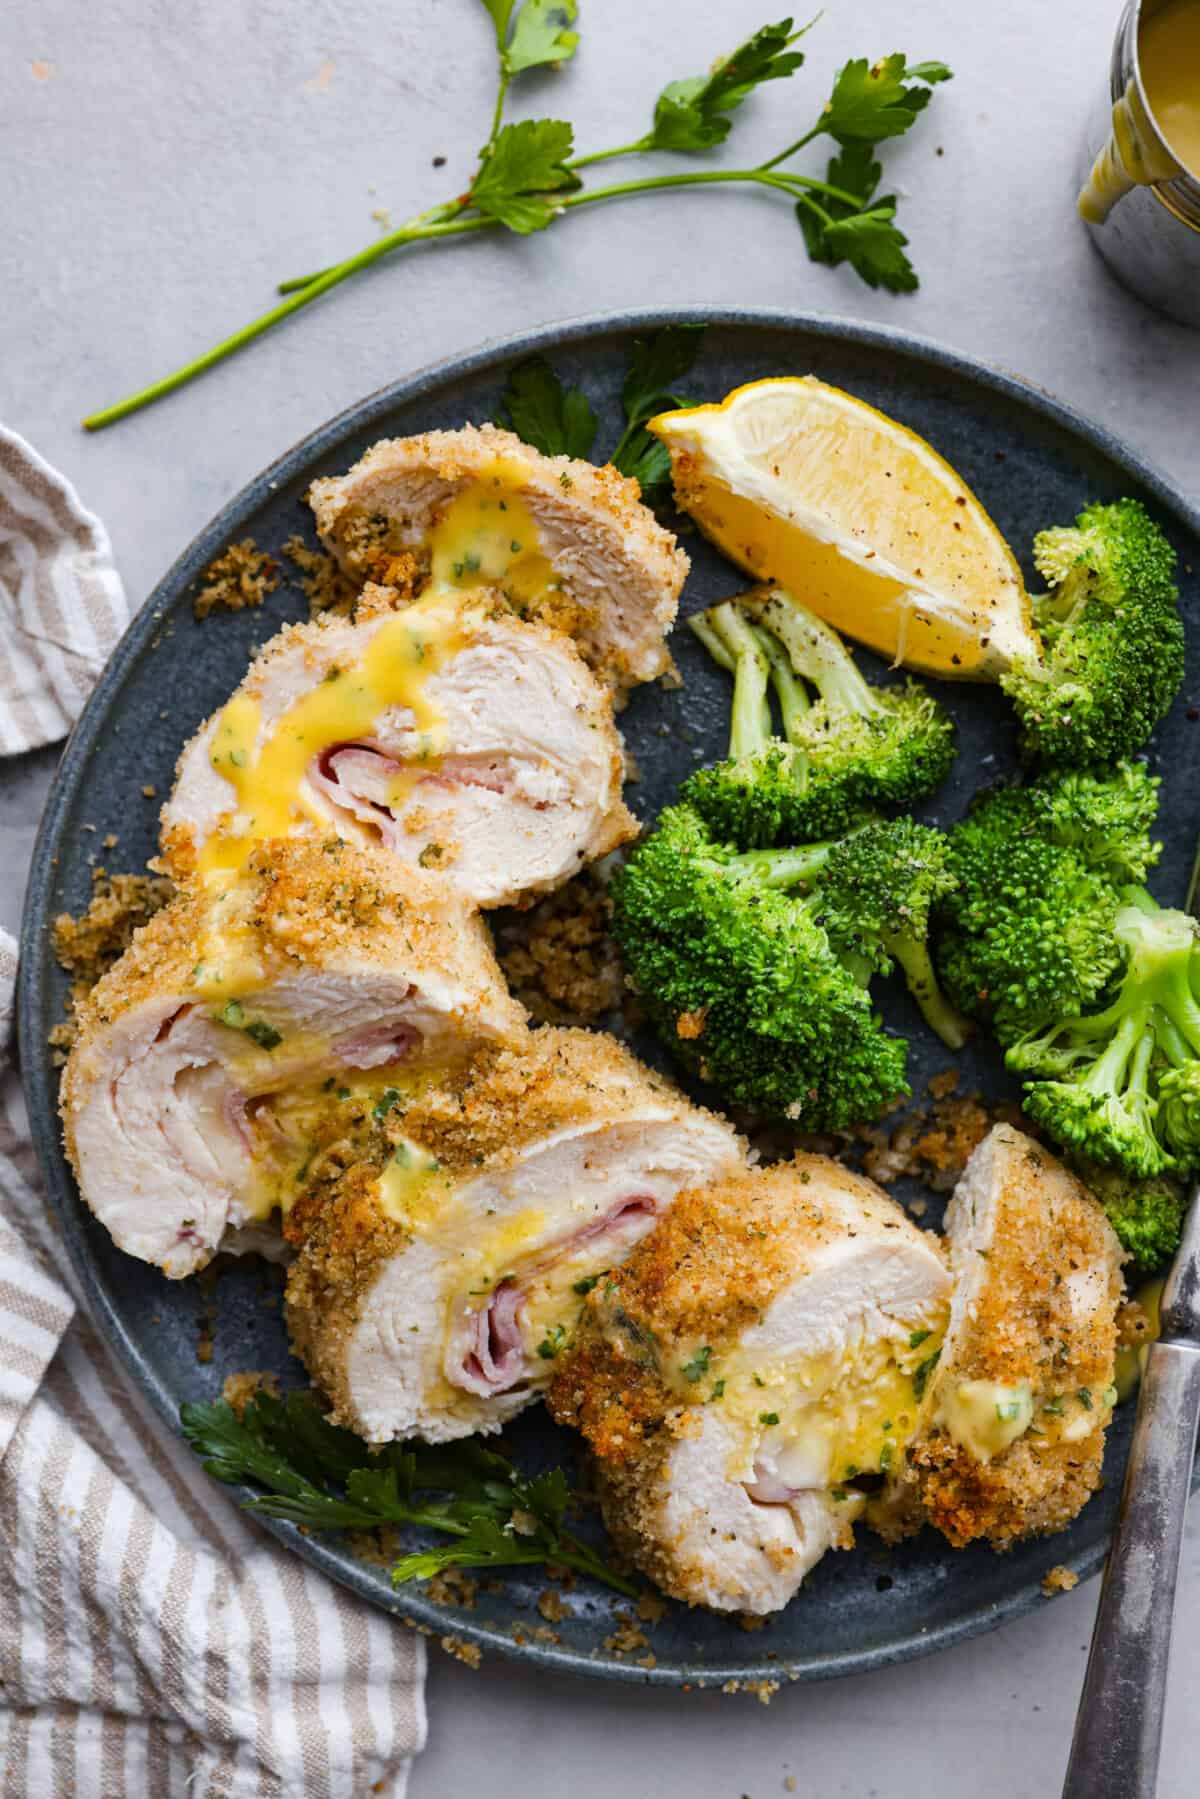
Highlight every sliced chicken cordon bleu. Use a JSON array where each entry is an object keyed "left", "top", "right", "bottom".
[
  {"left": 161, "top": 585, "right": 636, "bottom": 907},
  {"left": 283, "top": 1028, "right": 743, "bottom": 1445},
  {"left": 549, "top": 1157, "right": 952, "bottom": 1615},
  {"left": 60, "top": 841, "right": 525, "bottom": 1278},
  {"left": 873, "top": 1124, "right": 1125, "bottom": 1550},
  {"left": 307, "top": 424, "right": 689, "bottom": 688}
]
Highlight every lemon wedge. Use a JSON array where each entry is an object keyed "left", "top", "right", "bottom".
[{"left": 649, "top": 376, "right": 1037, "bottom": 680}]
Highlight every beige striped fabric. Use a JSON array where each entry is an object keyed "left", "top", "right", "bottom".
[
  {"left": 0, "top": 438, "right": 427, "bottom": 1797},
  {"left": 0, "top": 427, "right": 130, "bottom": 756}
]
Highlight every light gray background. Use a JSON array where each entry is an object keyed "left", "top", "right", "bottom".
[{"left": 3, "top": 1, "right": 1199, "bottom": 1793}]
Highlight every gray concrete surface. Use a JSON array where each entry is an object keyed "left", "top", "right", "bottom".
[{"left": 3, "top": 0, "right": 1199, "bottom": 1793}]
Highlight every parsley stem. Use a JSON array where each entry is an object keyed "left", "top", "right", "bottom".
[
  {"left": 757, "top": 123, "right": 824, "bottom": 171},
  {"left": 551, "top": 1544, "right": 639, "bottom": 1597},
  {"left": 557, "top": 166, "right": 861, "bottom": 209},
  {"left": 608, "top": 417, "right": 643, "bottom": 469},
  {"left": 276, "top": 196, "right": 470, "bottom": 294},
  {"left": 489, "top": 71, "right": 512, "bottom": 148},
  {"left": 82, "top": 167, "right": 863, "bottom": 429},
  {"left": 567, "top": 137, "right": 653, "bottom": 170},
  {"left": 81, "top": 212, "right": 485, "bottom": 430}
]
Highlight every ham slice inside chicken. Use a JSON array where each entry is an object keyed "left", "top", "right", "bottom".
[
  {"left": 310, "top": 741, "right": 513, "bottom": 839},
  {"left": 456, "top": 1194, "right": 658, "bottom": 1396}
]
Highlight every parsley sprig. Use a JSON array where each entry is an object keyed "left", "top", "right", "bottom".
[
  {"left": 494, "top": 322, "right": 705, "bottom": 504},
  {"left": 83, "top": 11, "right": 949, "bottom": 428},
  {"left": 181, "top": 1389, "right": 636, "bottom": 1595}
]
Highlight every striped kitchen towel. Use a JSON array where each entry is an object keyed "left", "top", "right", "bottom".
[
  {"left": 0, "top": 427, "right": 129, "bottom": 756},
  {"left": 0, "top": 434, "right": 426, "bottom": 1797}
]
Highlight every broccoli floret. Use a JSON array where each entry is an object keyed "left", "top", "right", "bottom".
[
  {"left": 936, "top": 764, "right": 1162, "bottom": 1043},
  {"left": 1009, "top": 761, "right": 1163, "bottom": 885},
  {"left": 684, "top": 588, "right": 955, "bottom": 848},
  {"left": 1073, "top": 1161, "right": 1187, "bottom": 1275},
  {"left": 1011, "top": 890, "right": 1200, "bottom": 1177},
  {"left": 810, "top": 817, "right": 971, "bottom": 1048},
  {"left": 609, "top": 803, "right": 909, "bottom": 1128},
  {"left": 1001, "top": 499, "right": 1183, "bottom": 766},
  {"left": 1155, "top": 1062, "right": 1200, "bottom": 1166}
]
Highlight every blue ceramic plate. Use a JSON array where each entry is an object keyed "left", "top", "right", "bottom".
[{"left": 19, "top": 309, "right": 1200, "bottom": 1686}]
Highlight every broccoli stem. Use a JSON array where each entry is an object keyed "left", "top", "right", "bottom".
[
  {"left": 688, "top": 614, "right": 736, "bottom": 673},
  {"left": 754, "top": 589, "right": 883, "bottom": 720},
  {"left": 751, "top": 622, "right": 811, "bottom": 745},
  {"left": 726, "top": 842, "right": 836, "bottom": 890},
  {"left": 1157, "top": 1016, "right": 1194, "bottom": 1068},
  {"left": 691, "top": 604, "right": 772, "bottom": 758},
  {"left": 1079, "top": 1008, "right": 1150, "bottom": 1104},
  {"left": 1114, "top": 900, "right": 1200, "bottom": 1059},
  {"left": 883, "top": 932, "right": 973, "bottom": 1049}
]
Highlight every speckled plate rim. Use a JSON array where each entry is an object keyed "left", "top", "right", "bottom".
[{"left": 18, "top": 305, "right": 1200, "bottom": 1688}]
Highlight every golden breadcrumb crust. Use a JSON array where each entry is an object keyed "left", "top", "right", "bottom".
[
  {"left": 284, "top": 1162, "right": 412, "bottom": 1402},
  {"left": 65, "top": 838, "right": 513, "bottom": 1043},
  {"left": 50, "top": 869, "right": 176, "bottom": 1056},
  {"left": 193, "top": 539, "right": 280, "bottom": 620},
  {"left": 883, "top": 1128, "right": 1125, "bottom": 1550},
  {"left": 386, "top": 1026, "right": 729, "bottom": 1179},
  {"left": 307, "top": 423, "right": 689, "bottom": 687}
]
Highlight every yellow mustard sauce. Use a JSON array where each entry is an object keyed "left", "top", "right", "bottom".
[
  {"left": 1140, "top": 0, "right": 1200, "bottom": 175},
  {"left": 1079, "top": 0, "right": 1200, "bottom": 222},
  {"left": 426, "top": 459, "right": 563, "bottom": 614},
  {"left": 198, "top": 595, "right": 468, "bottom": 883},
  {"left": 680, "top": 1310, "right": 949, "bottom": 1493}
]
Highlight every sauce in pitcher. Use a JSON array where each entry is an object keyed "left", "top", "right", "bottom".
[{"left": 1139, "top": 0, "right": 1200, "bottom": 178}]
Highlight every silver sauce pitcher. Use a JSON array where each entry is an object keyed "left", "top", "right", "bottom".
[{"left": 1079, "top": 0, "right": 1200, "bottom": 328}]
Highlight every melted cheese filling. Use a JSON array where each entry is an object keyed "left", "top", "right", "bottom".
[
  {"left": 198, "top": 594, "right": 469, "bottom": 883},
  {"left": 237, "top": 1068, "right": 451, "bottom": 1224},
  {"left": 679, "top": 1308, "right": 949, "bottom": 1495},
  {"left": 935, "top": 1376, "right": 1117, "bottom": 1463},
  {"left": 935, "top": 1379, "right": 1034, "bottom": 1464},
  {"left": 376, "top": 1140, "right": 457, "bottom": 1230}
]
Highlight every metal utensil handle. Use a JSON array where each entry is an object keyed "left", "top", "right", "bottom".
[{"left": 1062, "top": 1340, "right": 1200, "bottom": 1799}]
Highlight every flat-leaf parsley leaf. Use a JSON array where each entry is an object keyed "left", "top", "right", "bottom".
[
  {"left": 471, "top": 118, "right": 580, "bottom": 233},
  {"left": 495, "top": 356, "right": 599, "bottom": 457},
  {"left": 181, "top": 1390, "right": 636, "bottom": 1595},
  {"left": 647, "top": 17, "right": 811, "bottom": 152}
]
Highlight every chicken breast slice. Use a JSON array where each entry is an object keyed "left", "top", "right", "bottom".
[
  {"left": 307, "top": 424, "right": 689, "bottom": 688},
  {"left": 549, "top": 1158, "right": 951, "bottom": 1615},
  {"left": 161, "top": 586, "right": 636, "bottom": 908},
  {"left": 872, "top": 1123, "right": 1126, "bottom": 1550},
  {"left": 60, "top": 841, "right": 526, "bottom": 1278},
  {"left": 283, "top": 1028, "right": 744, "bottom": 1445}
]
